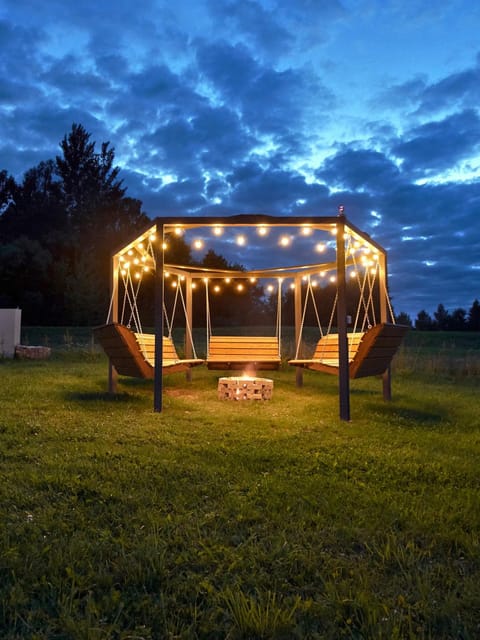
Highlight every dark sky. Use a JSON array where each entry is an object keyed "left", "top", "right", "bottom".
[{"left": 1, "top": 0, "right": 479, "bottom": 318}]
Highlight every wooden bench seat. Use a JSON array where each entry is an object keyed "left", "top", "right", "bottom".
[
  {"left": 93, "top": 323, "right": 203, "bottom": 379},
  {"left": 289, "top": 323, "right": 408, "bottom": 379},
  {"left": 206, "top": 336, "right": 281, "bottom": 371}
]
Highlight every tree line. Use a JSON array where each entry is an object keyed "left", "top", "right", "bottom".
[
  {"left": 397, "top": 302, "right": 480, "bottom": 332},
  {"left": 1, "top": 123, "right": 478, "bottom": 330}
]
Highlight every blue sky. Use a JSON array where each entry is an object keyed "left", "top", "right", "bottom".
[{"left": 1, "top": 0, "right": 479, "bottom": 318}]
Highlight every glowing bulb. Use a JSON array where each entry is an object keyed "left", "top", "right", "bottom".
[
  {"left": 266, "top": 284, "right": 274, "bottom": 293},
  {"left": 225, "top": 277, "right": 231, "bottom": 283},
  {"left": 162, "top": 242, "right": 168, "bottom": 250},
  {"left": 164, "top": 271, "right": 170, "bottom": 277},
  {"left": 191, "top": 282, "right": 197, "bottom": 289},
  {"left": 249, "top": 277, "right": 256, "bottom": 283},
  {"left": 141, "top": 255, "right": 147, "bottom": 262},
  {"left": 120, "top": 269, "right": 127, "bottom": 276},
  {"left": 290, "top": 283, "right": 295, "bottom": 289},
  {"left": 134, "top": 272, "right": 141, "bottom": 280},
  {"left": 330, "top": 227, "right": 337, "bottom": 235},
  {"left": 330, "top": 275, "right": 336, "bottom": 283},
  {"left": 237, "top": 283, "right": 244, "bottom": 292},
  {"left": 315, "top": 243, "right": 326, "bottom": 252},
  {"left": 214, "top": 285, "right": 221, "bottom": 293},
  {"left": 128, "top": 250, "right": 133, "bottom": 256},
  {"left": 171, "top": 281, "right": 177, "bottom": 288},
  {"left": 193, "top": 239, "right": 204, "bottom": 250},
  {"left": 319, "top": 271, "right": 325, "bottom": 277},
  {"left": 311, "top": 280, "right": 318, "bottom": 287},
  {"left": 301, "top": 225, "right": 312, "bottom": 236},
  {"left": 149, "top": 234, "right": 156, "bottom": 241},
  {"left": 123, "top": 261, "right": 130, "bottom": 269},
  {"left": 143, "top": 266, "right": 150, "bottom": 273},
  {"left": 279, "top": 235, "right": 290, "bottom": 247},
  {"left": 174, "top": 226, "right": 183, "bottom": 236},
  {"left": 236, "top": 234, "right": 246, "bottom": 246},
  {"left": 213, "top": 225, "right": 223, "bottom": 236},
  {"left": 257, "top": 225, "right": 268, "bottom": 236},
  {"left": 137, "top": 242, "right": 144, "bottom": 250},
  {"left": 133, "top": 258, "right": 139, "bottom": 265}
]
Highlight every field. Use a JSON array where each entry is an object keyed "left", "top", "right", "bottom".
[{"left": 0, "top": 328, "right": 479, "bottom": 639}]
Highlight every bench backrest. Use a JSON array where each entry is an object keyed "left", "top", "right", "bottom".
[
  {"left": 207, "top": 336, "right": 280, "bottom": 370},
  {"left": 134, "top": 333, "right": 179, "bottom": 364},
  {"left": 312, "top": 332, "right": 364, "bottom": 363}
]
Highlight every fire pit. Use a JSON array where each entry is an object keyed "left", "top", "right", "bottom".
[{"left": 218, "top": 376, "right": 273, "bottom": 400}]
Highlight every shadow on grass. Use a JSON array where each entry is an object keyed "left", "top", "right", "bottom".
[
  {"left": 366, "top": 402, "right": 446, "bottom": 426},
  {"left": 66, "top": 391, "right": 144, "bottom": 404}
]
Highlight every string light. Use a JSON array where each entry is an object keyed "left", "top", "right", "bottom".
[
  {"left": 301, "top": 225, "right": 312, "bottom": 236},
  {"left": 279, "top": 235, "right": 291, "bottom": 247},
  {"left": 193, "top": 239, "right": 204, "bottom": 250},
  {"left": 174, "top": 226, "right": 183, "bottom": 236},
  {"left": 213, "top": 225, "right": 224, "bottom": 236},
  {"left": 237, "top": 283, "right": 244, "bottom": 292},
  {"left": 315, "top": 242, "right": 326, "bottom": 252},
  {"left": 257, "top": 225, "right": 268, "bottom": 236},
  {"left": 214, "top": 285, "right": 221, "bottom": 293},
  {"left": 236, "top": 234, "right": 246, "bottom": 246}
]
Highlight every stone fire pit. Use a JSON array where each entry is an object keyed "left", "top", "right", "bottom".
[{"left": 218, "top": 376, "right": 273, "bottom": 400}]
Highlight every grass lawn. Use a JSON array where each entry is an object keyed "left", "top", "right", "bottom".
[{"left": 0, "top": 329, "right": 479, "bottom": 638}]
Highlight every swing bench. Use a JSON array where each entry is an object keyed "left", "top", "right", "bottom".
[
  {"left": 93, "top": 322, "right": 204, "bottom": 379},
  {"left": 289, "top": 322, "right": 409, "bottom": 378},
  {"left": 206, "top": 335, "right": 281, "bottom": 371}
]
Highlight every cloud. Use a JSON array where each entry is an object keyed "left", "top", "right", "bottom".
[{"left": 391, "top": 109, "right": 480, "bottom": 175}]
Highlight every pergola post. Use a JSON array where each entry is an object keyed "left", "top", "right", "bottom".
[
  {"left": 185, "top": 273, "right": 193, "bottom": 382},
  {"left": 108, "top": 253, "right": 119, "bottom": 394},
  {"left": 294, "top": 273, "right": 303, "bottom": 387},
  {"left": 336, "top": 213, "right": 350, "bottom": 421},
  {"left": 378, "top": 251, "right": 392, "bottom": 400},
  {"left": 153, "top": 223, "right": 164, "bottom": 412}
]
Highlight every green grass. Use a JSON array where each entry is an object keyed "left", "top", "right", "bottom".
[{"left": 0, "top": 330, "right": 479, "bottom": 638}]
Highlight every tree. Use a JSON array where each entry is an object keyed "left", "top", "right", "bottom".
[
  {"left": 415, "top": 309, "right": 435, "bottom": 330},
  {"left": 467, "top": 299, "right": 480, "bottom": 331},
  {"left": 433, "top": 303, "right": 450, "bottom": 330},
  {"left": 56, "top": 123, "right": 126, "bottom": 237},
  {"left": 395, "top": 311, "right": 412, "bottom": 327},
  {"left": 450, "top": 307, "right": 467, "bottom": 331}
]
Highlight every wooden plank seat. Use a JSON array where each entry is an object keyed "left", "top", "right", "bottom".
[
  {"left": 289, "top": 323, "right": 409, "bottom": 378},
  {"left": 206, "top": 335, "right": 281, "bottom": 371},
  {"left": 93, "top": 323, "right": 203, "bottom": 379}
]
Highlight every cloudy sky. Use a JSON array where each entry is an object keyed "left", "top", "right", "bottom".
[{"left": 1, "top": 0, "right": 479, "bottom": 318}]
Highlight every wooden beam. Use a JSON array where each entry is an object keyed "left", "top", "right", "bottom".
[
  {"left": 336, "top": 214, "right": 350, "bottom": 421},
  {"left": 153, "top": 224, "right": 164, "bottom": 412}
]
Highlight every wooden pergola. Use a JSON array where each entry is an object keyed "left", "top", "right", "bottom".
[{"left": 107, "top": 211, "right": 392, "bottom": 421}]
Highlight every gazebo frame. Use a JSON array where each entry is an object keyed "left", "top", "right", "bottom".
[{"left": 107, "top": 211, "right": 391, "bottom": 421}]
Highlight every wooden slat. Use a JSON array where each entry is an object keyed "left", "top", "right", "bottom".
[
  {"left": 93, "top": 323, "right": 203, "bottom": 378},
  {"left": 289, "top": 324, "right": 409, "bottom": 379},
  {"left": 207, "top": 336, "right": 280, "bottom": 371}
]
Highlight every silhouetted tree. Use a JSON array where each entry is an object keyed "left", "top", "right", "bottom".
[
  {"left": 415, "top": 309, "right": 435, "bottom": 330},
  {"left": 450, "top": 307, "right": 467, "bottom": 331},
  {"left": 467, "top": 299, "right": 480, "bottom": 331},
  {"left": 395, "top": 311, "right": 412, "bottom": 326},
  {"left": 433, "top": 303, "right": 450, "bottom": 330}
]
